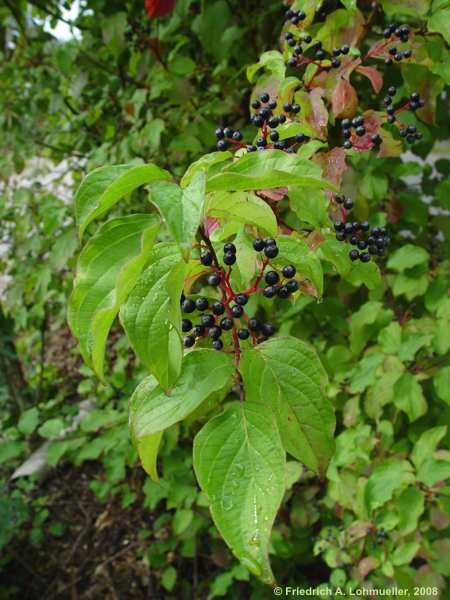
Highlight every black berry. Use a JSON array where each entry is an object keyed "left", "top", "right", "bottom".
[
  {"left": 195, "top": 297, "right": 209, "bottom": 311},
  {"left": 207, "top": 273, "right": 221, "bottom": 286},
  {"left": 212, "top": 340, "right": 223, "bottom": 351},
  {"left": 282, "top": 265, "right": 296, "bottom": 278},
  {"left": 224, "top": 252, "right": 236, "bottom": 266},
  {"left": 231, "top": 305, "right": 243, "bottom": 318},
  {"left": 201, "top": 314, "right": 215, "bottom": 327},
  {"left": 265, "top": 271, "right": 280, "bottom": 285},
  {"left": 238, "top": 329, "right": 250, "bottom": 340},
  {"left": 212, "top": 302, "right": 225, "bottom": 316},
  {"left": 182, "top": 299, "right": 196, "bottom": 313},
  {"left": 235, "top": 293, "right": 248, "bottom": 306},
  {"left": 265, "top": 245, "right": 279, "bottom": 258},
  {"left": 220, "top": 318, "right": 233, "bottom": 330},
  {"left": 201, "top": 250, "right": 213, "bottom": 266},
  {"left": 182, "top": 319, "right": 193, "bottom": 332},
  {"left": 184, "top": 335, "right": 195, "bottom": 348}
]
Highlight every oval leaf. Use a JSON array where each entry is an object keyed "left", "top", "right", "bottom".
[
  {"left": 68, "top": 214, "right": 160, "bottom": 379},
  {"left": 75, "top": 164, "right": 170, "bottom": 239},
  {"left": 150, "top": 170, "right": 206, "bottom": 261},
  {"left": 205, "top": 191, "right": 277, "bottom": 236},
  {"left": 121, "top": 243, "right": 185, "bottom": 389},
  {"left": 193, "top": 401, "right": 285, "bottom": 583},
  {"left": 240, "top": 336, "right": 335, "bottom": 475},
  {"left": 130, "top": 349, "right": 234, "bottom": 439}
]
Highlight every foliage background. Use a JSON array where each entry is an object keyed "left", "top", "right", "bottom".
[{"left": 0, "top": 0, "right": 449, "bottom": 598}]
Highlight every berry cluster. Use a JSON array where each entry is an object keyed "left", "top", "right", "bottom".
[
  {"left": 340, "top": 116, "right": 381, "bottom": 151},
  {"left": 284, "top": 8, "right": 306, "bottom": 24},
  {"left": 383, "top": 87, "right": 424, "bottom": 128},
  {"left": 382, "top": 23, "right": 413, "bottom": 65},
  {"left": 370, "top": 527, "right": 387, "bottom": 548},
  {"left": 285, "top": 32, "right": 349, "bottom": 70},
  {"left": 333, "top": 203, "right": 391, "bottom": 262},
  {"left": 181, "top": 240, "right": 289, "bottom": 351},
  {"left": 215, "top": 92, "right": 308, "bottom": 154}
]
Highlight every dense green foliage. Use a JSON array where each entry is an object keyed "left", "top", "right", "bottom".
[{"left": 1, "top": 0, "right": 450, "bottom": 597}]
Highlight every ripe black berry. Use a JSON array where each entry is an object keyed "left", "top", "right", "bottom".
[
  {"left": 341, "top": 45, "right": 350, "bottom": 54},
  {"left": 235, "top": 293, "right": 248, "bottom": 305},
  {"left": 224, "top": 243, "right": 236, "bottom": 254},
  {"left": 268, "top": 116, "right": 279, "bottom": 129},
  {"left": 294, "top": 46, "right": 303, "bottom": 55},
  {"left": 282, "top": 265, "right": 296, "bottom": 278},
  {"left": 265, "top": 271, "right": 280, "bottom": 285},
  {"left": 336, "top": 231, "right": 346, "bottom": 241},
  {"left": 303, "top": 34, "right": 312, "bottom": 43},
  {"left": 357, "top": 240, "right": 367, "bottom": 250},
  {"left": 389, "top": 46, "right": 397, "bottom": 55},
  {"left": 265, "top": 245, "right": 279, "bottom": 258},
  {"left": 355, "top": 126, "right": 366, "bottom": 136},
  {"left": 388, "top": 86, "right": 396, "bottom": 96},
  {"left": 195, "top": 297, "right": 209, "bottom": 311},
  {"left": 403, "top": 49, "right": 412, "bottom": 58},
  {"left": 371, "top": 134, "right": 382, "bottom": 146},
  {"left": 201, "top": 314, "right": 215, "bottom": 327},
  {"left": 220, "top": 318, "right": 233, "bottom": 330},
  {"left": 184, "top": 335, "right": 195, "bottom": 348},
  {"left": 349, "top": 249, "right": 359, "bottom": 261},
  {"left": 263, "top": 286, "right": 277, "bottom": 298},
  {"left": 344, "top": 198, "right": 354, "bottom": 210},
  {"left": 352, "top": 116, "right": 364, "bottom": 127},
  {"left": 315, "top": 50, "right": 325, "bottom": 60},
  {"left": 200, "top": 250, "right": 213, "bottom": 266},
  {"left": 238, "top": 329, "right": 250, "bottom": 340},
  {"left": 223, "top": 127, "right": 233, "bottom": 138},
  {"left": 284, "top": 102, "right": 293, "bottom": 112},
  {"left": 341, "top": 119, "right": 351, "bottom": 129},
  {"left": 248, "top": 318, "right": 261, "bottom": 331},
  {"left": 253, "top": 238, "right": 265, "bottom": 252},
  {"left": 269, "top": 100, "right": 277, "bottom": 109},
  {"left": 256, "top": 138, "right": 267, "bottom": 147},
  {"left": 262, "top": 323, "right": 276, "bottom": 337},
  {"left": 224, "top": 252, "right": 236, "bottom": 266},
  {"left": 182, "top": 319, "right": 193, "bottom": 332},
  {"left": 181, "top": 299, "right": 196, "bottom": 313},
  {"left": 192, "top": 325, "right": 205, "bottom": 337},
  {"left": 287, "top": 280, "right": 299, "bottom": 293},
  {"left": 215, "top": 127, "right": 224, "bottom": 139},
  {"left": 207, "top": 273, "right": 220, "bottom": 286},
  {"left": 287, "top": 57, "right": 297, "bottom": 67},
  {"left": 231, "top": 305, "right": 243, "bottom": 318},
  {"left": 344, "top": 141, "right": 352, "bottom": 150},
  {"left": 292, "top": 104, "right": 301, "bottom": 113},
  {"left": 251, "top": 99, "right": 261, "bottom": 109},
  {"left": 209, "top": 326, "right": 222, "bottom": 340},
  {"left": 360, "top": 221, "right": 369, "bottom": 232},
  {"left": 334, "top": 221, "right": 344, "bottom": 231},
  {"left": 360, "top": 253, "right": 371, "bottom": 263},
  {"left": 232, "top": 131, "right": 243, "bottom": 141},
  {"left": 278, "top": 114, "right": 287, "bottom": 123},
  {"left": 212, "top": 302, "right": 225, "bottom": 316},
  {"left": 295, "top": 133, "right": 306, "bottom": 143},
  {"left": 385, "top": 58, "right": 393, "bottom": 66},
  {"left": 260, "top": 92, "right": 270, "bottom": 103},
  {"left": 332, "top": 47, "right": 341, "bottom": 56},
  {"left": 212, "top": 340, "right": 223, "bottom": 351},
  {"left": 278, "top": 285, "right": 290, "bottom": 299},
  {"left": 331, "top": 58, "right": 341, "bottom": 68},
  {"left": 344, "top": 223, "right": 354, "bottom": 234},
  {"left": 217, "top": 140, "right": 228, "bottom": 151},
  {"left": 387, "top": 115, "right": 396, "bottom": 124},
  {"left": 270, "top": 130, "right": 280, "bottom": 141}
]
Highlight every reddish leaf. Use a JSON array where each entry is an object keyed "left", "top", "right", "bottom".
[
  {"left": 309, "top": 88, "right": 328, "bottom": 139},
  {"left": 145, "top": 0, "right": 177, "bottom": 18},
  {"left": 356, "top": 66, "right": 383, "bottom": 93},
  {"left": 204, "top": 217, "right": 219, "bottom": 236},
  {"left": 257, "top": 187, "right": 288, "bottom": 202},
  {"left": 331, "top": 78, "right": 358, "bottom": 118},
  {"left": 322, "top": 147, "right": 347, "bottom": 188}
]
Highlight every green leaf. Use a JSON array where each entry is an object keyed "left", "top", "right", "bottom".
[
  {"left": 434, "top": 366, "right": 450, "bottom": 405},
  {"left": 205, "top": 191, "right": 277, "bottom": 236},
  {"left": 161, "top": 566, "right": 177, "bottom": 591},
  {"left": 240, "top": 337, "right": 334, "bottom": 475},
  {"left": 172, "top": 509, "right": 194, "bottom": 535},
  {"left": 392, "top": 542, "right": 420, "bottom": 566},
  {"left": 137, "top": 431, "right": 163, "bottom": 482},
  {"left": 180, "top": 152, "right": 232, "bottom": 188},
  {"left": 345, "top": 261, "right": 382, "bottom": 290},
  {"left": 428, "top": 1, "right": 450, "bottom": 44},
  {"left": 380, "top": 0, "right": 429, "bottom": 17},
  {"left": 68, "top": 214, "right": 160, "bottom": 379},
  {"left": 318, "top": 236, "right": 351, "bottom": 276},
  {"left": 18, "top": 408, "right": 39, "bottom": 435},
  {"left": 273, "top": 235, "right": 323, "bottom": 297},
  {"left": 75, "top": 164, "right": 170, "bottom": 239},
  {"left": 247, "top": 51, "right": 286, "bottom": 82},
  {"left": 396, "top": 487, "right": 425, "bottom": 535},
  {"left": 289, "top": 187, "right": 329, "bottom": 228},
  {"left": 193, "top": 401, "right": 286, "bottom": 583},
  {"left": 412, "top": 426, "right": 447, "bottom": 469},
  {"left": 393, "top": 373, "right": 427, "bottom": 422},
  {"left": 417, "top": 458, "right": 450, "bottom": 487},
  {"left": 130, "top": 350, "right": 234, "bottom": 440},
  {"left": 364, "top": 459, "right": 415, "bottom": 513},
  {"left": 387, "top": 244, "right": 430, "bottom": 271},
  {"left": 38, "top": 418, "right": 65, "bottom": 439},
  {"left": 121, "top": 243, "right": 185, "bottom": 389},
  {"left": 350, "top": 301, "right": 394, "bottom": 356},
  {"left": 149, "top": 171, "right": 206, "bottom": 261},
  {"left": 206, "top": 150, "right": 335, "bottom": 193}
]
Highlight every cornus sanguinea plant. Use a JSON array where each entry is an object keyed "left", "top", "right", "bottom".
[{"left": 67, "top": 0, "right": 444, "bottom": 586}]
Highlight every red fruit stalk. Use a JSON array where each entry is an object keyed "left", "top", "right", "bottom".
[{"left": 145, "top": 0, "right": 177, "bottom": 18}]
